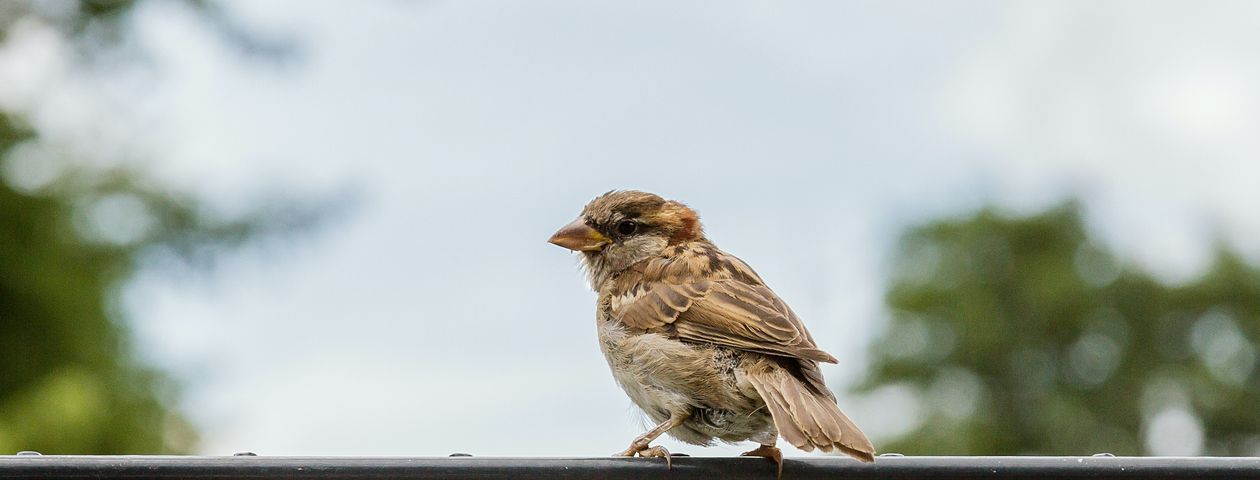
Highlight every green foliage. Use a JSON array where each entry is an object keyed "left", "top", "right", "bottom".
[
  {"left": 860, "top": 204, "right": 1260, "bottom": 455},
  {"left": 0, "top": 0, "right": 308, "bottom": 454},
  {"left": 1, "top": 119, "right": 163, "bottom": 453}
]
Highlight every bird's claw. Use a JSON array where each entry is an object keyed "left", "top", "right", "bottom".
[
  {"left": 742, "top": 445, "right": 783, "bottom": 479},
  {"left": 639, "top": 445, "right": 672, "bottom": 469},
  {"left": 613, "top": 444, "right": 674, "bottom": 469}
]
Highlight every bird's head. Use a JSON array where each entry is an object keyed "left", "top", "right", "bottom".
[{"left": 549, "top": 190, "right": 703, "bottom": 286}]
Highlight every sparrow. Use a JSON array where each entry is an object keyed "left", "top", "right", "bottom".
[{"left": 548, "top": 190, "right": 875, "bottom": 476}]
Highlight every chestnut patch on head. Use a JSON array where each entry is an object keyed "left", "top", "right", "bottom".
[{"left": 668, "top": 206, "right": 701, "bottom": 245}]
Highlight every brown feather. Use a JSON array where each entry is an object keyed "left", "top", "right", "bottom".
[
  {"left": 756, "top": 377, "right": 811, "bottom": 450},
  {"left": 611, "top": 244, "right": 840, "bottom": 364},
  {"left": 744, "top": 360, "right": 876, "bottom": 462}
]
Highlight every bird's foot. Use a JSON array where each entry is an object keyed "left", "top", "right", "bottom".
[
  {"left": 613, "top": 443, "right": 673, "bottom": 469},
  {"left": 742, "top": 444, "right": 783, "bottom": 479}
]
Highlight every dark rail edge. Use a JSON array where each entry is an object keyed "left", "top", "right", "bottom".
[{"left": 4, "top": 455, "right": 1260, "bottom": 480}]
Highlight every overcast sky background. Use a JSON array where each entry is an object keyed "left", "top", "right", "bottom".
[{"left": 4, "top": 0, "right": 1259, "bottom": 457}]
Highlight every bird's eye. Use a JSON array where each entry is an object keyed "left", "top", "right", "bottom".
[{"left": 616, "top": 220, "right": 639, "bottom": 236}]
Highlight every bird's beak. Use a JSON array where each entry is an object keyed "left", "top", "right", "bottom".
[{"left": 548, "top": 218, "right": 610, "bottom": 252}]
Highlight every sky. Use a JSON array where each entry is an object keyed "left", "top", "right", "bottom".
[{"left": 4, "top": 0, "right": 1260, "bottom": 457}]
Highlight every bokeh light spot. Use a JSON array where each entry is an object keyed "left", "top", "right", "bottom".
[{"left": 73, "top": 193, "right": 156, "bottom": 246}]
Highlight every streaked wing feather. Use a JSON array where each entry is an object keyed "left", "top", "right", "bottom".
[
  {"left": 615, "top": 279, "right": 712, "bottom": 331},
  {"left": 613, "top": 277, "right": 837, "bottom": 363}
]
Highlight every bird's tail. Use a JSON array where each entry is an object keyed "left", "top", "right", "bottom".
[{"left": 745, "top": 363, "right": 875, "bottom": 462}]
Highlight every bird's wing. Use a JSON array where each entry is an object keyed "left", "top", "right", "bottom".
[{"left": 611, "top": 270, "right": 838, "bottom": 364}]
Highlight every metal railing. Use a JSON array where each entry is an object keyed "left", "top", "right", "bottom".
[{"left": 4, "top": 454, "right": 1260, "bottom": 479}]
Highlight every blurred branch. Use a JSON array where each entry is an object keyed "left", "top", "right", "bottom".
[
  {"left": 0, "top": 0, "right": 323, "bottom": 455},
  {"left": 0, "top": 0, "right": 299, "bottom": 64}
]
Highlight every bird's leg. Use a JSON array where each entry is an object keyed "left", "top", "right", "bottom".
[
  {"left": 613, "top": 412, "right": 688, "bottom": 469},
  {"left": 742, "top": 443, "right": 783, "bottom": 479}
]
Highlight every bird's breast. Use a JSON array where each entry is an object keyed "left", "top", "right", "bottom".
[
  {"left": 595, "top": 313, "right": 760, "bottom": 422},
  {"left": 596, "top": 319, "right": 676, "bottom": 421}
]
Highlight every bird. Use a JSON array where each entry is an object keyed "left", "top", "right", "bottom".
[{"left": 548, "top": 190, "right": 875, "bottom": 477}]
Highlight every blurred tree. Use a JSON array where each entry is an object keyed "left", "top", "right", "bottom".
[
  {"left": 858, "top": 204, "right": 1260, "bottom": 456},
  {"left": 1, "top": 1, "right": 307, "bottom": 454}
]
